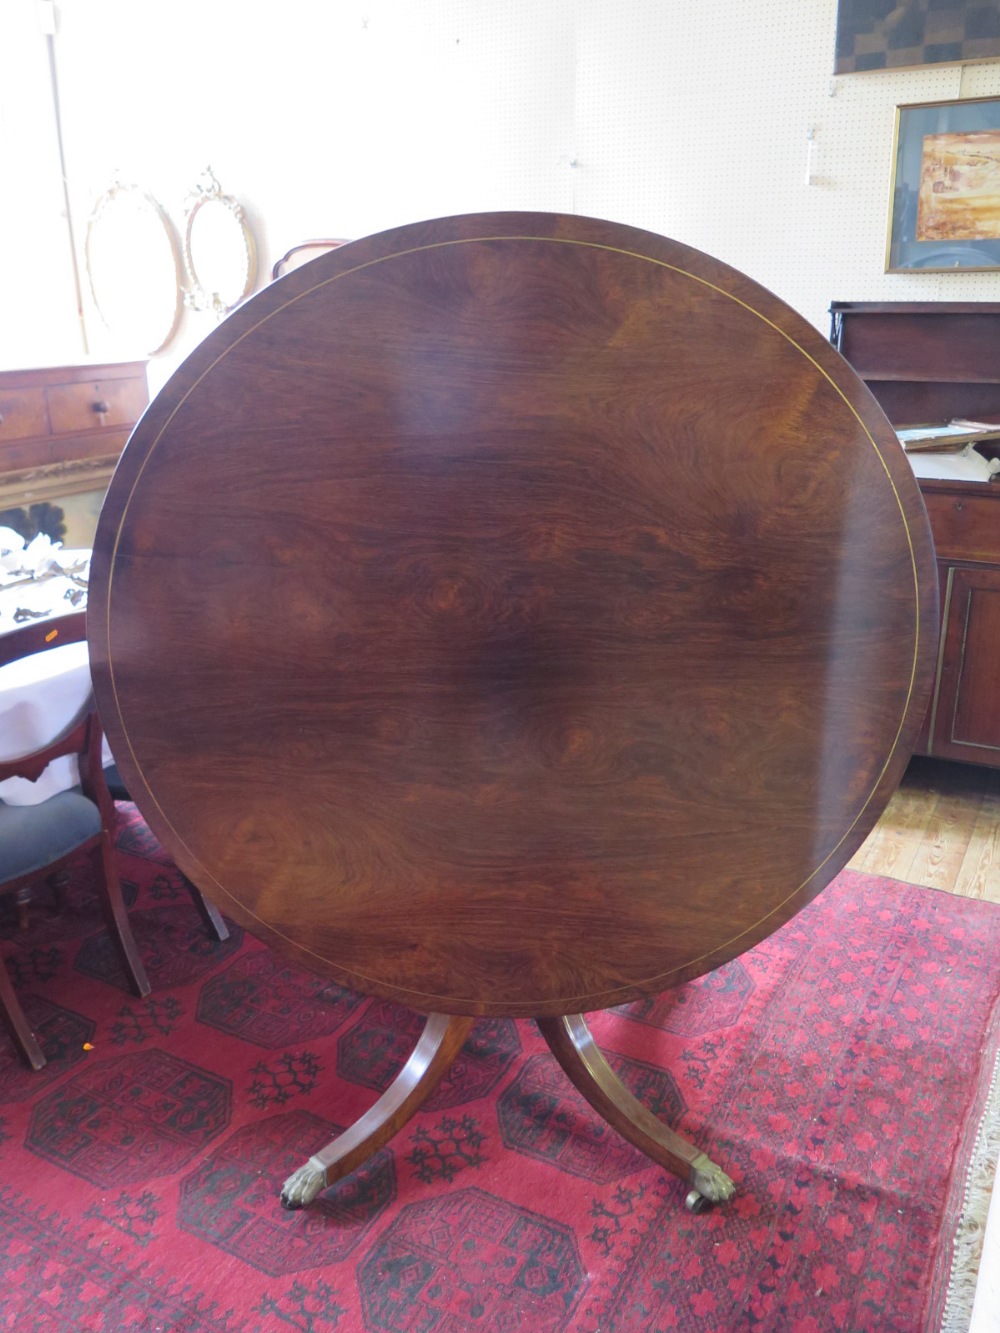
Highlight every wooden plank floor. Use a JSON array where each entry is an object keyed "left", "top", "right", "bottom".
[{"left": 848, "top": 755, "right": 1000, "bottom": 901}]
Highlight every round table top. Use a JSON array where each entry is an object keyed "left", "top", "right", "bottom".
[{"left": 89, "top": 212, "right": 938, "bottom": 1017}]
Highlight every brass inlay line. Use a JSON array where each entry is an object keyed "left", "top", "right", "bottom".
[{"left": 102, "top": 231, "right": 929, "bottom": 1007}]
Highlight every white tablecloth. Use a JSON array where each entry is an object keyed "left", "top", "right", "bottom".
[
  {"left": 0, "top": 640, "right": 94, "bottom": 805},
  {"left": 0, "top": 549, "right": 110, "bottom": 806}
]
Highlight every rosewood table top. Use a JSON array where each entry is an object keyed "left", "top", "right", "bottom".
[{"left": 88, "top": 212, "right": 938, "bottom": 1020}]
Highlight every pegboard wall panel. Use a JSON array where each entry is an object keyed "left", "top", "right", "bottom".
[
  {"left": 568, "top": 0, "right": 1000, "bottom": 331},
  {"left": 313, "top": 0, "right": 579, "bottom": 237},
  {"left": 46, "top": 0, "right": 1000, "bottom": 369},
  {"left": 312, "top": 0, "right": 1000, "bottom": 333}
]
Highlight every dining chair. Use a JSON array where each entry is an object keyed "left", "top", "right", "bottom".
[{"left": 0, "top": 613, "right": 149, "bottom": 1069}]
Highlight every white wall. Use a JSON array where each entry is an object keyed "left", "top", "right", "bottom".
[
  {"left": 0, "top": 2, "right": 84, "bottom": 366},
  {"left": 13, "top": 0, "right": 1000, "bottom": 378}
]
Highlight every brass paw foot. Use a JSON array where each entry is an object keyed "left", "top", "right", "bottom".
[
  {"left": 688, "top": 1153, "right": 736, "bottom": 1210},
  {"left": 280, "top": 1159, "right": 327, "bottom": 1210}
]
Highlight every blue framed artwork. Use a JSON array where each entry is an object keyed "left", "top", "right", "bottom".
[{"left": 887, "top": 96, "right": 1000, "bottom": 272}]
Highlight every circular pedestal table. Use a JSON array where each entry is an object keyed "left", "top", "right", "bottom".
[{"left": 88, "top": 213, "right": 938, "bottom": 1211}]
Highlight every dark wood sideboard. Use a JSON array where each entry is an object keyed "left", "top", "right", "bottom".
[
  {"left": 0, "top": 361, "right": 148, "bottom": 519},
  {"left": 831, "top": 302, "right": 1000, "bottom": 767}
]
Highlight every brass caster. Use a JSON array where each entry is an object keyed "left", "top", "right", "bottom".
[{"left": 685, "top": 1189, "right": 712, "bottom": 1214}]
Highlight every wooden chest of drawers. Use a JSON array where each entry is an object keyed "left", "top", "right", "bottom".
[
  {"left": 920, "top": 485, "right": 1000, "bottom": 565},
  {"left": 0, "top": 361, "right": 147, "bottom": 510}
]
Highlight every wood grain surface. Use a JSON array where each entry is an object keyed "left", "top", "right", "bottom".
[{"left": 87, "top": 212, "right": 938, "bottom": 1016}]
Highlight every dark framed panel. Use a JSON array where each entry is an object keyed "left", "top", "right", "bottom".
[{"left": 836, "top": 2, "right": 1000, "bottom": 75}]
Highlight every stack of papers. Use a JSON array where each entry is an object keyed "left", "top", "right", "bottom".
[
  {"left": 905, "top": 443, "right": 1000, "bottom": 483},
  {"left": 896, "top": 420, "right": 1000, "bottom": 453}
]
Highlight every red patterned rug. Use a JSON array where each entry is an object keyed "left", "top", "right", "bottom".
[{"left": 1, "top": 803, "right": 999, "bottom": 1332}]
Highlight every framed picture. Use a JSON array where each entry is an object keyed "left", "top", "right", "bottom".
[
  {"left": 887, "top": 96, "right": 1000, "bottom": 272},
  {"left": 836, "top": 2, "right": 1000, "bottom": 75}
]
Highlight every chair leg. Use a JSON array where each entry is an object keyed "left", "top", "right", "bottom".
[
  {"left": 94, "top": 836, "right": 151, "bottom": 997},
  {"left": 181, "top": 873, "right": 230, "bottom": 942},
  {"left": 15, "top": 886, "right": 31, "bottom": 931},
  {"left": 0, "top": 948, "right": 45, "bottom": 1070},
  {"left": 47, "top": 869, "right": 70, "bottom": 915}
]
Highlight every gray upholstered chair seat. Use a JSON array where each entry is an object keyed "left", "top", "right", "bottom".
[
  {"left": 0, "top": 793, "right": 102, "bottom": 881},
  {"left": 102, "top": 763, "right": 127, "bottom": 802}
]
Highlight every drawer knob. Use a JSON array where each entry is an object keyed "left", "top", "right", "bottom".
[
  {"left": 92, "top": 400, "right": 110, "bottom": 414},
  {"left": 955, "top": 500, "right": 965, "bottom": 512}
]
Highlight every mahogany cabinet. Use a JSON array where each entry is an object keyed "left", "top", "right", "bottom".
[
  {"left": 831, "top": 302, "right": 1000, "bottom": 766},
  {"left": 918, "top": 485, "right": 1000, "bottom": 765},
  {"left": 0, "top": 361, "right": 148, "bottom": 515}
]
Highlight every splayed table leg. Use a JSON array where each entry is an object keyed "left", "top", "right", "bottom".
[
  {"left": 280, "top": 1011, "right": 475, "bottom": 1208},
  {"left": 537, "top": 1012, "right": 735, "bottom": 1211}
]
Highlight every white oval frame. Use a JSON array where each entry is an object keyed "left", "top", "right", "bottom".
[
  {"left": 182, "top": 168, "right": 257, "bottom": 317},
  {"left": 85, "top": 182, "right": 183, "bottom": 355}
]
